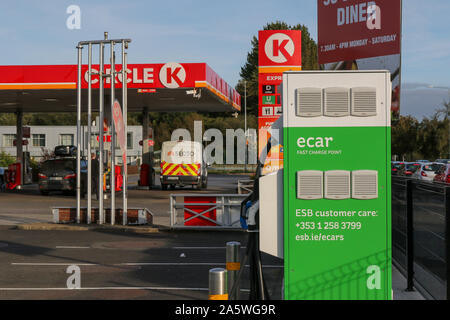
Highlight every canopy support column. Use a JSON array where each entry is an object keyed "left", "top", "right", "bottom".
[
  {"left": 142, "top": 107, "right": 151, "bottom": 166},
  {"left": 15, "top": 110, "right": 23, "bottom": 186}
]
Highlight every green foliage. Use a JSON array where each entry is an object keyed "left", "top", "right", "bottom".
[
  {"left": 0, "top": 113, "right": 97, "bottom": 126},
  {"left": 236, "top": 21, "right": 319, "bottom": 116},
  {"left": 392, "top": 116, "right": 419, "bottom": 160},
  {"left": 417, "top": 115, "right": 449, "bottom": 160},
  {"left": 0, "top": 113, "right": 16, "bottom": 125},
  {"left": 392, "top": 103, "right": 450, "bottom": 160},
  {"left": 0, "top": 151, "right": 15, "bottom": 167}
]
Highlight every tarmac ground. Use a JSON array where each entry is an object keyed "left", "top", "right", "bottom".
[{"left": 0, "top": 174, "right": 425, "bottom": 300}]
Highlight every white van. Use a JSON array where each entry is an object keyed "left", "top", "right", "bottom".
[{"left": 160, "top": 141, "right": 208, "bottom": 190}]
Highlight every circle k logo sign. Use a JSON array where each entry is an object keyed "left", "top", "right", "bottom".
[
  {"left": 264, "top": 33, "right": 295, "bottom": 64},
  {"left": 160, "top": 62, "right": 186, "bottom": 88}
]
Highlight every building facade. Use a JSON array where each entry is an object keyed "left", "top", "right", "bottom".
[{"left": 0, "top": 125, "right": 143, "bottom": 164}]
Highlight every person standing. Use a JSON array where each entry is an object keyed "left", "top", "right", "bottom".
[{"left": 91, "top": 152, "right": 100, "bottom": 200}]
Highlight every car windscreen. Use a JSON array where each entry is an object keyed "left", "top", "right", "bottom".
[
  {"left": 161, "top": 142, "right": 202, "bottom": 164},
  {"left": 40, "top": 159, "right": 75, "bottom": 173},
  {"left": 423, "top": 164, "right": 440, "bottom": 172},
  {"left": 406, "top": 164, "right": 420, "bottom": 171}
]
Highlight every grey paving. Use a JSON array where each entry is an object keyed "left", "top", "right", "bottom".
[{"left": 0, "top": 173, "right": 246, "bottom": 227}]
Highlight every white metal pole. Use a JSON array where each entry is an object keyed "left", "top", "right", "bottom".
[
  {"left": 110, "top": 41, "right": 116, "bottom": 225},
  {"left": 87, "top": 43, "right": 92, "bottom": 224},
  {"left": 244, "top": 80, "right": 247, "bottom": 173},
  {"left": 76, "top": 45, "right": 82, "bottom": 224},
  {"left": 122, "top": 40, "right": 128, "bottom": 225},
  {"left": 99, "top": 42, "right": 105, "bottom": 224}
]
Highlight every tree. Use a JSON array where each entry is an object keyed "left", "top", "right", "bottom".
[
  {"left": 435, "top": 100, "right": 450, "bottom": 120},
  {"left": 391, "top": 115, "right": 419, "bottom": 160},
  {"left": 0, "top": 151, "right": 15, "bottom": 167},
  {"left": 391, "top": 101, "right": 450, "bottom": 161},
  {"left": 236, "top": 21, "right": 319, "bottom": 116}
]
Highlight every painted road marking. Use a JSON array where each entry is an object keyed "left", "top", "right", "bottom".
[
  {"left": 11, "top": 262, "right": 282, "bottom": 268},
  {"left": 119, "top": 262, "right": 224, "bottom": 266},
  {"left": 171, "top": 246, "right": 247, "bottom": 250},
  {"left": 0, "top": 286, "right": 208, "bottom": 291},
  {"left": 0, "top": 287, "right": 251, "bottom": 292},
  {"left": 55, "top": 246, "right": 90, "bottom": 249},
  {"left": 12, "top": 263, "right": 98, "bottom": 266}
]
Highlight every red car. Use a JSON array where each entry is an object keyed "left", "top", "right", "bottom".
[
  {"left": 398, "top": 162, "right": 421, "bottom": 176},
  {"left": 391, "top": 162, "right": 405, "bottom": 175},
  {"left": 433, "top": 164, "right": 450, "bottom": 184}
]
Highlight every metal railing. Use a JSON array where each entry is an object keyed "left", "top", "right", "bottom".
[
  {"left": 169, "top": 194, "right": 248, "bottom": 229},
  {"left": 237, "top": 179, "right": 254, "bottom": 194},
  {"left": 75, "top": 33, "right": 131, "bottom": 225},
  {"left": 392, "top": 176, "right": 450, "bottom": 300}
]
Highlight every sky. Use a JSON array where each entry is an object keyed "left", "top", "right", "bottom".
[{"left": 0, "top": 0, "right": 449, "bottom": 119}]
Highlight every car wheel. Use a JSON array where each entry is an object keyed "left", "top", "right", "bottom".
[{"left": 161, "top": 184, "right": 167, "bottom": 191}]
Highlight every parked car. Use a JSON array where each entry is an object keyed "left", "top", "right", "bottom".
[
  {"left": 435, "top": 159, "right": 450, "bottom": 164},
  {"left": 415, "top": 160, "right": 429, "bottom": 163},
  {"left": 412, "top": 162, "right": 443, "bottom": 182},
  {"left": 433, "top": 163, "right": 450, "bottom": 184},
  {"left": 54, "top": 145, "right": 77, "bottom": 157},
  {"left": 38, "top": 157, "right": 87, "bottom": 196},
  {"left": 0, "top": 167, "right": 6, "bottom": 191},
  {"left": 398, "top": 162, "right": 421, "bottom": 176},
  {"left": 391, "top": 161, "right": 405, "bottom": 175}
]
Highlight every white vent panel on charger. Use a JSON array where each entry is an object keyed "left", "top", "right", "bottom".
[
  {"left": 324, "top": 87, "right": 350, "bottom": 117},
  {"left": 352, "top": 170, "right": 378, "bottom": 199},
  {"left": 352, "top": 87, "right": 377, "bottom": 116},
  {"left": 297, "top": 170, "right": 323, "bottom": 200},
  {"left": 296, "top": 88, "right": 322, "bottom": 117},
  {"left": 324, "top": 170, "right": 351, "bottom": 199}
]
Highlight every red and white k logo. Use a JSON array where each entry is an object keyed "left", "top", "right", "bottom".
[
  {"left": 264, "top": 33, "right": 295, "bottom": 64},
  {"left": 159, "top": 62, "right": 186, "bottom": 88}
]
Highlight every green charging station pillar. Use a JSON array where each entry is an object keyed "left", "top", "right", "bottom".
[{"left": 282, "top": 71, "right": 392, "bottom": 300}]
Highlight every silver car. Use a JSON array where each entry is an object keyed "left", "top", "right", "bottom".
[{"left": 412, "top": 162, "right": 443, "bottom": 182}]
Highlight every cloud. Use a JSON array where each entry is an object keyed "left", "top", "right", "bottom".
[{"left": 401, "top": 83, "right": 449, "bottom": 120}]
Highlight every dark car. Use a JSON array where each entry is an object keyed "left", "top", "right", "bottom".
[
  {"left": 391, "top": 161, "right": 405, "bottom": 175},
  {"left": 398, "top": 162, "right": 421, "bottom": 176},
  {"left": 0, "top": 167, "right": 6, "bottom": 191},
  {"left": 433, "top": 163, "right": 450, "bottom": 184},
  {"left": 38, "top": 157, "right": 87, "bottom": 195}
]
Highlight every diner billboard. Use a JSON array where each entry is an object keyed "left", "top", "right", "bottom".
[{"left": 318, "top": 0, "right": 402, "bottom": 120}]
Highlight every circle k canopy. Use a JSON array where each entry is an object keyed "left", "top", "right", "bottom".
[{"left": 0, "top": 62, "right": 241, "bottom": 113}]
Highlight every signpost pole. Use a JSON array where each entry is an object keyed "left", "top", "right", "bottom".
[
  {"left": 110, "top": 41, "right": 116, "bottom": 225},
  {"left": 122, "top": 40, "right": 128, "bottom": 225},
  {"left": 76, "top": 45, "right": 83, "bottom": 224},
  {"left": 244, "top": 80, "right": 247, "bottom": 173},
  {"left": 87, "top": 42, "right": 92, "bottom": 224},
  {"left": 99, "top": 41, "right": 105, "bottom": 224}
]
